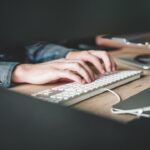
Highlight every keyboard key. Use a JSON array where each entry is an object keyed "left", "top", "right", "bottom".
[{"left": 32, "top": 70, "right": 142, "bottom": 106}]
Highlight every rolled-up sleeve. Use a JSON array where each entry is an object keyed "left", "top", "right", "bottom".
[
  {"left": 25, "top": 42, "right": 74, "bottom": 63},
  {"left": 0, "top": 62, "right": 19, "bottom": 88}
]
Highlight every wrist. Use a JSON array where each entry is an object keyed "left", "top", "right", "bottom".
[
  {"left": 11, "top": 64, "right": 27, "bottom": 83},
  {"left": 66, "top": 51, "right": 78, "bottom": 59}
]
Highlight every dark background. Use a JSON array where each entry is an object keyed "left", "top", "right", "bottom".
[{"left": 0, "top": 0, "right": 150, "bottom": 47}]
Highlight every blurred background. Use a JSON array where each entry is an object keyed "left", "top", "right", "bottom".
[{"left": 0, "top": 0, "right": 150, "bottom": 47}]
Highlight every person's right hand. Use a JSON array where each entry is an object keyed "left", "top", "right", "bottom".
[{"left": 12, "top": 58, "right": 96, "bottom": 85}]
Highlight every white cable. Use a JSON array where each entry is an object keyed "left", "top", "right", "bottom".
[
  {"left": 102, "top": 88, "right": 122, "bottom": 103},
  {"left": 112, "top": 108, "right": 150, "bottom": 118},
  {"left": 105, "top": 88, "right": 150, "bottom": 118},
  {"left": 102, "top": 88, "right": 150, "bottom": 118}
]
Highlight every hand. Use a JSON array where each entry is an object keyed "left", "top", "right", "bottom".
[
  {"left": 12, "top": 58, "right": 96, "bottom": 85},
  {"left": 95, "top": 35, "right": 150, "bottom": 49},
  {"left": 95, "top": 35, "right": 125, "bottom": 49},
  {"left": 66, "top": 50, "right": 117, "bottom": 74}
]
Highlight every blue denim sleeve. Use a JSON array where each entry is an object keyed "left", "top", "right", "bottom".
[
  {"left": 0, "top": 62, "right": 19, "bottom": 88},
  {"left": 25, "top": 42, "right": 74, "bottom": 63}
]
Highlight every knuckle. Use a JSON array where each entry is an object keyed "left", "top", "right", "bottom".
[
  {"left": 76, "top": 75, "right": 81, "bottom": 80},
  {"left": 82, "top": 50, "right": 89, "bottom": 54},
  {"left": 60, "top": 58, "right": 65, "bottom": 60},
  {"left": 78, "top": 60, "right": 84, "bottom": 64},
  {"left": 57, "top": 58, "right": 65, "bottom": 62},
  {"left": 94, "top": 57, "right": 100, "bottom": 62},
  {"left": 89, "top": 50, "right": 94, "bottom": 53},
  {"left": 74, "top": 62, "right": 81, "bottom": 68},
  {"left": 67, "top": 62, "right": 75, "bottom": 67},
  {"left": 98, "top": 66, "right": 103, "bottom": 70},
  {"left": 78, "top": 60, "right": 86, "bottom": 66},
  {"left": 102, "top": 51, "right": 108, "bottom": 55},
  {"left": 108, "top": 63, "right": 112, "bottom": 68},
  {"left": 65, "top": 70, "right": 72, "bottom": 75}
]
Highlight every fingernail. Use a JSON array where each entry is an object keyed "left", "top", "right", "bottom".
[
  {"left": 108, "top": 68, "right": 111, "bottom": 72},
  {"left": 89, "top": 80, "right": 92, "bottom": 83},
  {"left": 101, "top": 70, "right": 105, "bottom": 74},
  {"left": 82, "top": 80, "right": 86, "bottom": 84},
  {"left": 93, "top": 75, "right": 96, "bottom": 80},
  {"left": 112, "top": 67, "right": 116, "bottom": 72}
]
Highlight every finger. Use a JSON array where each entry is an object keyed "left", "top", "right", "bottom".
[
  {"left": 56, "top": 62, "right": 92, "bottom": 83},
  {"left": 89, "top": 51, "right": 118, "bottom": 72},
  {"left": 91, "top": 51, "right": 112, "bottom": 72},
  {"left": 66, "top": 59, "right": 95, "bottom": 81},
  {"left": 70, "top": 62, "right": 92, "bottom": 83},
  {"left": 59, "top": 70, "right": 85, "bottom": 84},
  {"left": 81, "top": 53, "right": 105, "bottom": 74},
  {"left": 52, "top": 59, "right": 95, "bottom": 81},
  {"left": 110, "top": 57, "right": 117, "bottom": 71},
  {"left": 101, "top": 52, "right": 117, "bottom": 72}
]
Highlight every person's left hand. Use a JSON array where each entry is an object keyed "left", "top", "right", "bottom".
[{"left": 66, "top": 50, "right": 117, "bottom": 74}]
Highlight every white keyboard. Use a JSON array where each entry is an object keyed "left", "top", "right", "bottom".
[{"left": 32, "top": 70, "right": 142, "bottom": 106}]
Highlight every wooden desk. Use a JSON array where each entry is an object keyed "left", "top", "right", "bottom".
[{"left": 10, "top": 47, "right": 150, "bottom": 123}]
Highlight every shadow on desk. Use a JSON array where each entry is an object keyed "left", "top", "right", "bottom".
[{"left": 0, "top": 88, "right": 150, "bottom": 150}]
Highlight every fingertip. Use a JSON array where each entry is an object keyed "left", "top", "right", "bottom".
[
  {"left": 112, "top": 67, "right": 116, "bottom": 72},
  {"left": 100, "top": 69, "right": 105, "bottom": 74},
  {"left": 93, "top": 73, "right": 96, "bottom": 80},
  {"left": 81, "top": 79, "right": 86, "bottom": 84},
  {"left": 107, "top": 67, "right": 111, "bottom": 73},
  {"left": 94, "top": 73, "right": 97, "bottom": 80},
  {"left": 114, "top": 64, "right": 118, "bottom": 71}
]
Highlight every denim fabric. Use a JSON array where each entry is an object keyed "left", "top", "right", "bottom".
[
  {"left": 25, "top": 42, "right": 73, "bottom": 63},
  {"left": 0, "top": 62, "right": 19, "bottom": 88},
  {"left": 0, "top": 42, "right": 74, "bottom": 88}
]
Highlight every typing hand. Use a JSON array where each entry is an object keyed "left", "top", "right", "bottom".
[
  {"left": 12, "top": 58, "right": 96, "bottom": 85},
  {"left": 66, "top": 50, "right": 117, "bottom": 74}
]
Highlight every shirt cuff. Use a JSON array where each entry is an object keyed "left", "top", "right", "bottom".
[
  {"left": 25, "top": 42, "right": 75, "bottom": 63},
  {"left": 0, "top": 62, "right": 19, "bottom": 88}
]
